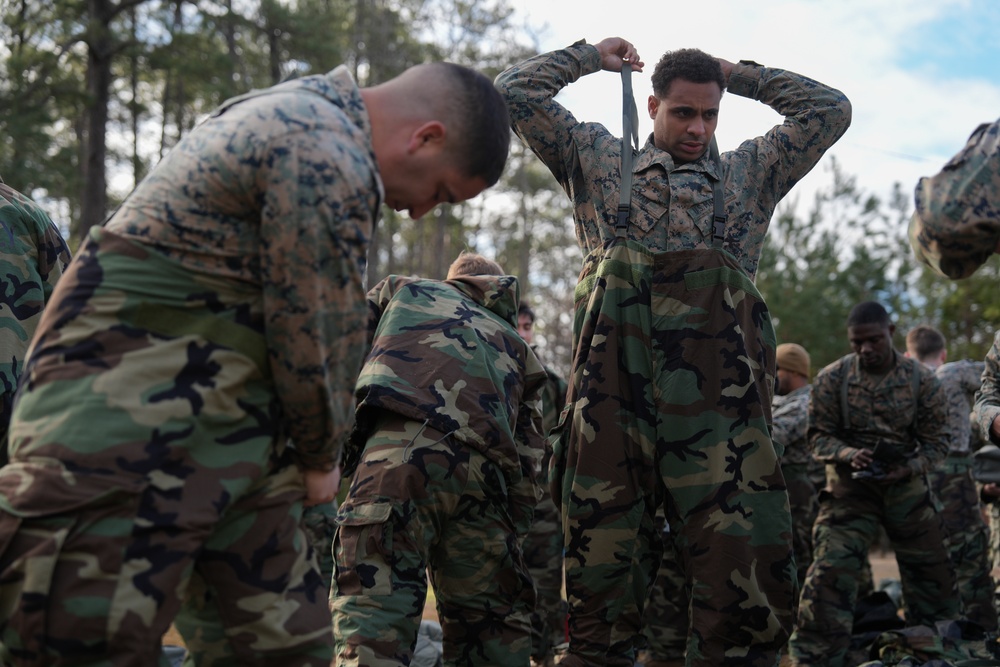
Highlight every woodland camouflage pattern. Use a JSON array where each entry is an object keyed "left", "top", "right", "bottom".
[
  {"left": 0, "top": 183, "right": 71, "bottom": 451},
  {"left": 497, "top": 40, "right": 850, "bottom": 666},
  {"left": 772, "top": 384, "right": 820, "bottom": 592},
  {"left": 0, "top": 66, "right": 379, "bottom": 665},
  {"left": 790, "top": 352, "right": 958, "bottom": 667},
  {"left": 929, "top": 360, "right": 995, "bottom": 630},
  {"left": 520, "top": 362, "right": 569, "bottom": 664},
  {"left": 910, "top": 116, "right": 1000, "bottom": 279},
  {"left": 332, "top": 273, "right": 547, "bottom": 667}
]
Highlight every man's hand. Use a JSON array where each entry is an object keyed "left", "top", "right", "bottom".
[
  {"left": 991, "top": 415, "right": 1000, "bottom": 442},
  {"left": 304, "top": 465, "right": 341, "bottom": 507},
  {"left": 877, "top": 463, "right": 913, "bottom": 484},
  {"left": 983, "top": 482, "right": 1000, "bottom": 499},
  {"left": 595, "top": 37, "right": 644, "bottom": 73},
  {"left": 847, "top": 447, "right": 874, "bottom": 470}
]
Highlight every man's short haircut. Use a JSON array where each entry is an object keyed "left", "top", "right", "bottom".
[
  {"left": 650, "top": 48, "right": 726, "bottom": 99},
  {"left": 446, "top": 250, "right": 504, "bottom": 279},
  {"left": 435, "top": 62, "right": 511, "bottom": 187},
  {"left": 847, "top": 301, "right": 891, "bottom": 328},
  {"left": 518, "top": 301, "right": 536, "bottom": 323},
  {"left": 906, "top": 324, "right": 946, "bottom": 361}
]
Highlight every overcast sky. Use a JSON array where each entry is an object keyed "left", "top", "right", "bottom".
[{"left": 502, "top": 0, "right": 1000, "bottom": 218}]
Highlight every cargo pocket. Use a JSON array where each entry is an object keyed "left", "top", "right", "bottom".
[
  {"left": 0, "top": 466, "right": 144, "bottom": 658},
  {"left": 332, "top": 501, "right": 394, "bottom": 597}
]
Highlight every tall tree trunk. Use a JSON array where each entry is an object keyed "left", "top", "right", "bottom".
[
  {"left": 129, "top": 5, "right": 141, "bottom": 188},
  {"left": 79, "top": 0, "right": 114, "bottom": 242}
]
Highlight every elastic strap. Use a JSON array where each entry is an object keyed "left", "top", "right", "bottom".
[
  {"left": 616, "top": 64, "right": 639, "bottom": 236},
  {"left": 709, "top": 138, "right": 727, "bottom": 249}
]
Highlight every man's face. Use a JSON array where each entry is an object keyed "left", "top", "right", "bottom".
[
  {"left": 848, "top": 322, "right": 896, "bottom": 373},
  {"left": 647, "top": 79, "right": 722, "bottom": 164},
  {"left": 383, "top": 157, "right": 487, "bottom": 220},
  {"left": 517, "top": 313, "right": 534, "bottom": 344},
  {"left": 380, "top": 122, "right": 489, "bottom": 219},
  {"left": 775, "top": 368, "right": 794, "bottom": 396}
]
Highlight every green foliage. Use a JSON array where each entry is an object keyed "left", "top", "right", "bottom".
[{"left": 757, "top": 157, "right": 1000, "bottom": 374}]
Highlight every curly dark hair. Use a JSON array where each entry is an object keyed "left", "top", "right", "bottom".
[{"left": 650, "top": 48, "right": 725, "bottom": 98}]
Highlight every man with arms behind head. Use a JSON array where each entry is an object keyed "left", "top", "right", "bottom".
[
  {"left": 497, "top": 36, "right": 850, "bottom": 667},
  {"left": 332, "top": 252, "right": 546, "bottom": 666},
  {"left": 789, "top": 303, "right": 957, "bottom": 667},
  {"left": 0, "top": 63, "right": 509, "bottom": 665}
]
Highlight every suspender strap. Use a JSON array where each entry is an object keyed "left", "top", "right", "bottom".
[
  {"left": 708, "top": 138, "right": 727, "bottom": 249},
  {"left": 617, "top": 64, "right": 639, "bottom": 236},
  {"left": 840, "top": 354, "right": 853, "bottom": 432}
]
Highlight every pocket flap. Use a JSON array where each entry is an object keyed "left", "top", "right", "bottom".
[{"left": 337, "top": 501, "right": 392, "bottom": 526}]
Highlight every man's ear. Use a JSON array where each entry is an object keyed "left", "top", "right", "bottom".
[
  {"left": 407, "top": 121, "right": 447, "bottom": 153},
  {"left": 647, "top": 95, "right": 659, "bottom": 120}
]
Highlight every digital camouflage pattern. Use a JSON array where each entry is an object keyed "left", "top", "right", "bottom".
[
  {"left": 929, "top": 359, "right": 995, "bottom": 631},
  {"left": 0, "top": 183, "right": 71, "bottom": 452},
  {"left": 521, "top": 362, "right": 569, "bottom": 665},
  {"left": 937, "top": 360, "right": 986, "bottom": 455},
  {"left": 974, "top": 333, "right": 1000, "bottom": 625},
  {"left": 790, "top": 351, "right": 959, "bottom": 667},
  {"left": 910, "top": 116, "right": 1000, "bottom": 280},
  {"left": 772, "top": 384, "right": 820, "bottom": 592},
  {"left": 0, "top": 66, "right": 380, "bottom": 665},
  {"left": 497, "top": 40, "right": 850, "bottom": 667},
  {"left": 974, "top": 333, "right": 1000, "bottom": 453},
  {"left": 332, "top": 273, "right": 547, "bottom": 666},
  {"left": 495, "top": 40, "right": 852, "bottom": 280}
]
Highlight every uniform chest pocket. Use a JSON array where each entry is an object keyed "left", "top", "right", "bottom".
[{"left": 629, "top": 181, "right": 669, "bottom": 235}]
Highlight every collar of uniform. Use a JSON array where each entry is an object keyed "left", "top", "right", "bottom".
[{"left": 634, "top": 133, "right": 721, "bottom": 179}]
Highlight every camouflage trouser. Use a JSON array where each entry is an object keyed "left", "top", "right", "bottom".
[
  {"left": 554, "top": 240, "right": 795, "bottom": 667},
  {"left": 331, "top": 416, "right": 534, "bottom": 667},
  {"left": 789, "top": 465, "right": 959, "bottom": 667},
  {"left": 784, "top": 463, "right": 819, "bottom": 595},
  {"left": 639, "top": 515, "right": 687, "bottom": 663},
  {"left": 302, "top": 499, "right": 339, "bottom": 593},
  {"left": 0, "top": 228, "right": 332, "bottom": 666},
  {"left": 927, "top": 453, "right": 996, "bottom": 632},
  {"left": 990, "top": 501, "right": 1000, "bottom": 621},
  {"left": 522, "top": 446, "right": 567, "bottom": 662}
]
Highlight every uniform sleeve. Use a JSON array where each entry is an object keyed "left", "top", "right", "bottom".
[
  {"left": 809, "top": 365, "right": 853, "bottom": 463},
  {"left": 771, "top": 394, "right": 809, "bottom": 461},
  {"left": 495, "top": 43, "right": 604, "bottom": 191},
  {"left": 974, "top": 333, "right": 1000, "bottom": 444},
  {"left": 258, "top": 128, "right": 377, "bottom": 471},
  {"left": 726, "top": 61, "right": 852, "bottom": 203},
  {"left": 911, "top": 371, "right": 950, "bottom": 473},
  {"left": 909, "top": 118, "right": 1000, "bottom": 279}
]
